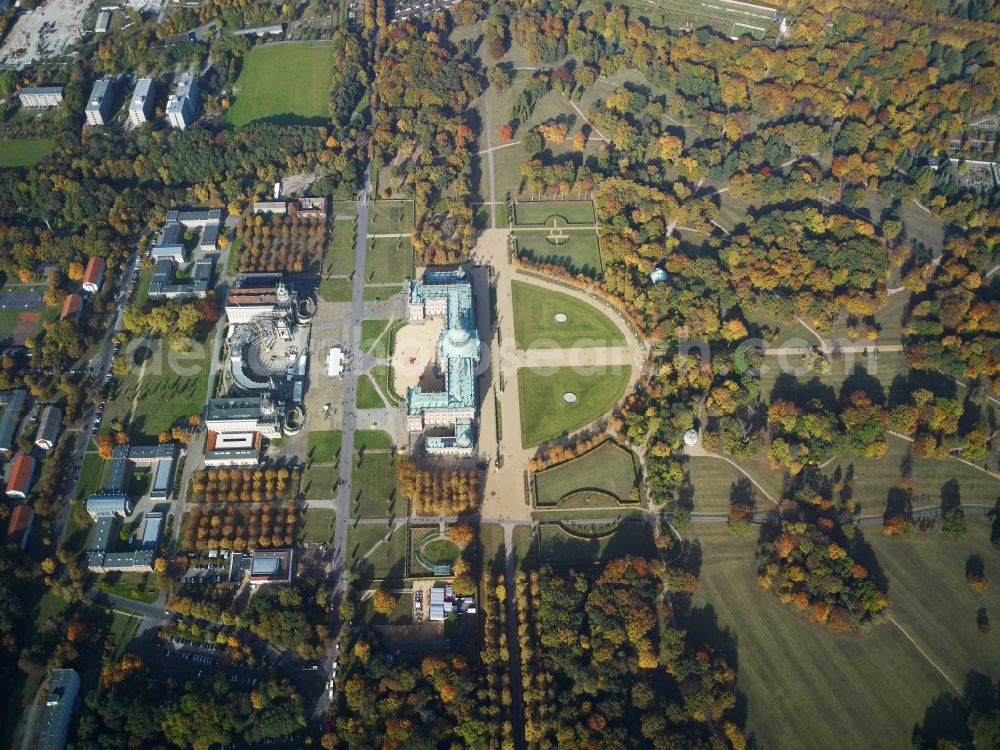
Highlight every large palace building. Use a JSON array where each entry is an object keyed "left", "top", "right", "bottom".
[{"left": 406, "top": 269, "right": 480, "bottom": 456}]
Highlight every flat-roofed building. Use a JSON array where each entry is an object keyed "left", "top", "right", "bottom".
[
  {"left": 82, "top": 256, "right": 106, "bottom": 293},
  {"left": 86, "top": 549, "right": 155, "bottom": 573},
  {"left": 60, "top": 293, "right": 82, "bottom": 321},
  {"left": 205, "top": 395, "right": 282, "bottom": 438},
  {"left": 248, "top": 549, "right": 294, "bottom": 586},
  {"left": 5, "top": 453, "right": 36, "bottom": 499},
  {"left": 166, "top": 72, "right": 198, "bottom": 129},
  {"left": 148, "top": 257, "right": 214, "bottom": 299},
  {"left": 0, "top": 389, "right": 27, "bottom": 457},
  {"left": 141, "top": 512, "right": 163, "bottom": 550},
  {"left": 128, "top": 78, "right": 155, "bottom": 127},
  {"left": 95, "top": 10, "right": 112, "bottom": 32},
  {"left": 86, "top": 492, "right": 132, "bottom": 519},
  {"left": 85, "top": 78, "right": 116, "bottom": 126},
  {"left": 19, "top": 87, "right": 64, "bottom": 108},
  {"left": 6, "top": 505, "right": 34, "bottom": 549},
  {"left": 204, "top": 430, "right": 262, "bottom": 466},
  {"left": 36, "top": 668, "right": 79, "bottom": 750},
  {"left": 35, "top": 405, "right": 62, "bottom": 450},
  {"left": 252, "top": 200, "right": 287, "bottom": 214},
  {"left": 232, "top": 23, "right": 286, "bottom": 36}
]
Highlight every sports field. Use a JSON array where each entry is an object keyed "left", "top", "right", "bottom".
[
  {"left": 518, "top": 365, "right": 631, "bottom": 446},
  {"left": 365, "top": 237, "right": 413, "bottom": 284},
  {"left": 690, "top": 521, "right": 997, "bottom": 749},
  {"left": 511, "top": 281, "right": 624, "bottom": 349},
  {"left": 514, "top": 200, "right": 595, "bottom": 226},
  {"left": 534, "top": 440, "right": 637, "bottom": 505},
  {"left": 225, "top": 43, "right": 334, "bottom": 126},
  {"left": 516, "top": 234, "right": 603, "bottom": 277},
  {"left": 0, "top": 139, "right": 54, "bottom": 167}
]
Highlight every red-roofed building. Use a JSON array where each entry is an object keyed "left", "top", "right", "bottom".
[
  {"left": 82, "top": 256, "right": 106, "bottom": 293},
  {"left": 6, "top": 505, "right": 34, "bottom": 549},
  {"left": 5, "top": 453, "right": 36, "bottom": 499},
  {"left": 60, "top": 293, "right": 82, "bottom": 321}
]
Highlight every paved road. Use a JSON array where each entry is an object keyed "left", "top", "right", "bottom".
[
  {"left": 55, "top": 252, "right": 140, "bottom": 545},
  {"left": 310, "top": 167, "right": 373, "bottom": 719}
]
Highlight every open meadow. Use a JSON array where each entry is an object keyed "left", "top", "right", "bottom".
[
  {"left": 689, "top": 523, "right": 975, "bottom": 750},
  {"left": 225, "top": 43, "right": 334, "bottom": 126}
]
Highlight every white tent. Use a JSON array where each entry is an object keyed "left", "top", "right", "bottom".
[{"left": 326, "top": 347, "right": 345, "bottom": 378}]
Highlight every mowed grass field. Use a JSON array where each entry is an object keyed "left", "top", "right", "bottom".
[
  {"left": 0, "top": 138, "right": 54, "bottom": 167},
  {"left": 348, "top": 522, "right": 408, "bottom": 583},
  {"left": 352, "top": 453, "right": 398, "bottom": 518},
  {"left": 367, "top": 201, "right": 414, "bottom": 234},
  {"left": 511, "top": 281, "right": 624, "bottom": 349},
  {"left": 318, "top": 277, "right": 352, "bottom": 302},
  {"left": 516, "top": 233, "right": 603, "bottom": 277},
  {"left": 537, "top": 521, "right": 654, "bottom": 567},
  {"left": 365, "top": 237, "right": 413, "bottom": 284},
  {"left": 325, "top": 219, "right": 356, "bottom": 276},
  {"left": 225, "top": 43, "right": 334, "bottom": 126},
  {"left": 514, "top": 200, "right": 595, "bottom": 226},
  {"left": 534, "top": 440, "right": 637, "bottom": 505},
  {"left": 104, "top": 334, "right": 215, "bottom": 439},
  {"left": 687, "top": 456, "right": 765, "bottom": 514},
  {"left": 307, "top": 430, "right": 342, "bottom": 463},
  {"left": 298, "top": 508, "right": 336, "bottom": 544},
  {"left": 690, "top": 524, "right": 959, "bottom": 750},
  {"left": 517, "top": 365, "right": 631, "bottom": 447},
  {"left": 356, "top": 374, "right": 385, "bottom": 409}
]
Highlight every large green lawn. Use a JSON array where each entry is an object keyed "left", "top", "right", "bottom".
[
  {"left": 536, "top": 521, "right": 653, "bottom": 567},
  {"left": 325, "top": 219, "right": 356, "bottom": 276},
  {"left": 348, "top": 522, "right": 408, "bottom": 583},
  {"left": 298, "top": 508, "right": 336, "bottom": 544},
  {"left": 514, "top": 200, "right": 595, "bottom": 226},
  {"left": 361, "top": 319, "right": 392, "bottom": 355},
  {"left": 106, "top": 333, "right": 215, "bottom": 439},
  {"left": 354, "top": 429, "right": 393, "bottom": 451},
  {"left": 352, "top": 453, "right": 398, "bottom": 518},
  {"left": 364, "top": 237, "right": 413, "bottom": 284},
  {"left": 367, "top": 201, "right": 415, "bottom": 234},
  {"left": 516, "top": 233, "right": 603, "bottom": 277},
  {"left": 301, "top": 465, "right": 339, "bottom": 500},
  {"left": 307, "top": 430, "right": 342, "bottom": 463},
  {"left": 356, "top": 374, "right": 385, "bottom": 409},
  {"left": 225, "top": 43, "right": 334, "bottom": 126},
  {"left": 687, "top": 456, "right": 758, "bottom": 514},
  {"left": 0, "top": 138, "right": 54, "bottom": 167},
  {"left": 518, "top": 365, "right": 631, "bottom": 447},
  {"left": 534, "top": 440, "right": 637, "bottom": 505},
  {"left": 511, "top": 281, "right": 624, "bottom": 349},
  {"left": 318, "top": 277, "right": 352, "bottom": 302},
  {"left": 689, "top": 522, "right": 996, "bottom": 750}
]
